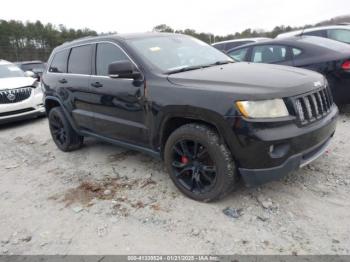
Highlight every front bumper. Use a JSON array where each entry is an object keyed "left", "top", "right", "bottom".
[
  {"left": 0, "top": 89, "right": 45, "bottom": 124},
  {"left": 239, "top": 134, "right": 333, "bottom": 186},
  {"left": 228, "top": 105, "right": 338, "bottom": 186}
]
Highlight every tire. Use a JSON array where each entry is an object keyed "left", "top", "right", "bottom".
[
  {"left": 48, "top": 107, "right": 84, "bottom": 152},
  {"left": 164, "top": 123, "right": 238, "bottom": 202}
]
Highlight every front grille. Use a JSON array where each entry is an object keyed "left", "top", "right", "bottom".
[
  {"left": 0, "top": 87, "right": 32, "bottom": 104},
  {"left": 293, "top": 87, "right": 333, "bottom": 125}
]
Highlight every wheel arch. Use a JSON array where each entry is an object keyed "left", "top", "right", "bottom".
[
  {"left": 155, "top": 106, "right": 240, "bottom": 161},
  {"left": 44, "top": 96, "right": 81, "bottom": 134}
]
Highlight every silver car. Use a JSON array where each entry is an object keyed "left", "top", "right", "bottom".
[
  {"left": 0, "top": 60, "right": 45, "bottom": 124},
  {"left": 276, "top": 24, "right": 350, "bottom": 44}
]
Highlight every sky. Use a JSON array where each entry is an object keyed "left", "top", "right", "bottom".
[{"left": 1, "top": 0, "right": 349, "bottom": 36}]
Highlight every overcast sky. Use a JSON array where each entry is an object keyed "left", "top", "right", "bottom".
[{"left": 2, "top": 0, "right": 349, "bottom": 35}]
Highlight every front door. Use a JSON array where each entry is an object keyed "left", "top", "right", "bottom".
[{"left": 89, "top": 42, "right": 148, "bottom": 146}]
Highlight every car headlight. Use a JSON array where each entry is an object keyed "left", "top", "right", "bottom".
[{"left": 236, "top": 99, "right": 289, "bottom": 118}]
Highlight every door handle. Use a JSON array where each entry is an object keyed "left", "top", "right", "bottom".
[
  {"left": 91, "top": 82, "right": 103, "bottom": 88},
  {"left": 58, "top": 78, "right": 67, "bottom": 84}
]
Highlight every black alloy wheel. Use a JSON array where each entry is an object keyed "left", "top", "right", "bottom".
[
  {"left": 171, "top": 139, "right": 217, "bottom": 194},
  {"left": 164, "top": 124, "right": 237, "bottom": 202},
  {"left": 48, "top": 107, "right": 84, "bottom": 152}
]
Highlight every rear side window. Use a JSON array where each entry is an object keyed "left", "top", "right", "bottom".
[
  {"left": 68, "top": 45, "right": 93, "bottom": 75},
  {"left": 227, "top": 48, "right": 249, "bottom": 62},
  {"left": 328, "top": 29, "right": 350, "bottom": 44},
  {"left": 96, "top": 43, "right": 129, "bottom": 76},
  {"left": 303, "top": 30, "right": 327, "bottom": 37},
  {"left": 292, "top": 48, "right": 302, "bottom": 57},
  {"left": 252, "top": 45, "right": 287, "bottom": 63},
  {"left": 49, "top": 50, "right": 69, "bottom": 73}
]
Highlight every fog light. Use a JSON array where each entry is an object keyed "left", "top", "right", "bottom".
[{"left": 269, "top": 143, "right": 290, "bottom": 158}]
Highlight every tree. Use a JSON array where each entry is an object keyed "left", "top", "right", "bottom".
[
  {"left": 0, "top": 20, "right": 97, "bottom": 61},
  {"left": 153, "top": 24, "right": 174, "bottom": 33}
]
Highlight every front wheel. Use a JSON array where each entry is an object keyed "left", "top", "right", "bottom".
[
  {"left": 164, "top": 124, "right": 238, "bottom": 202},
  {"left": 48, "top": 107, "right": 84, "bottom": 152}
]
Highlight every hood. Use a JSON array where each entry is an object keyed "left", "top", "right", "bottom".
[
  {"left": 167, "top": 62, "right": 324, "bottom": 100},
  {"left": 0, "top": 77, "right": 36, "bottom": 91}
]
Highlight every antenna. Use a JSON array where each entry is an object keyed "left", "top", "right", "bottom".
[{"left": 299, "top": 26, "right": 306, "bottom": 37}]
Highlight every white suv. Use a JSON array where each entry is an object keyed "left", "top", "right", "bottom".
[{"left": 0, "top": 60, "right": 45, "bottom": 124}]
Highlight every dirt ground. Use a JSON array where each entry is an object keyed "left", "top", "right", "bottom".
[{"left": 0, "top": 107, "right": 349, "bottom": 255}]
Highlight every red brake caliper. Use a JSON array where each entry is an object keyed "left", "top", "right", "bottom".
[{"left": 181, "top": 156, "right": 189, "bottom": 164}]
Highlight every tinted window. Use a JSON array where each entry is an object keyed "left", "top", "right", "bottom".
[
  {"left": 304, "top": 30, "right": 327, "bottom": 37},
  {"left": 49, "top": 50, "right": 69, "bottom": 73},
  {"left": 227, "top": 48, "right": 249, "bottom": 62},
  {"left": 328, "top": 29, "right": 350, "bottom": 44},
  {"left": 292, "top": 48, "right": 302, "bottom": 57},
  {"left": 96, "top": 43, "right": 129, "bottom": 76},
  {"left": 225, "top": 41, "right": 252, "bottom": 51},
  {"left": 68, "top": 45, "right": 92, "bottom": 75},
  {"left": 252, "top": 45, "right": 287, "bottom": 63}
]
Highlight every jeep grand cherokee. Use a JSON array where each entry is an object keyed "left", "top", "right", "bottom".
[{"left": 42, "top": 33, "right": 338, "bottom": 202}]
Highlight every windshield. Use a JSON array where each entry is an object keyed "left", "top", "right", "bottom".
[
  {"left": 21, "top": 63, "right": 46, "bottom": 72},
  {"left": 0, "top": 64, "right": 25, "bottom": 78},
  {"left": 127, "top": 35, "right": 233, "bottom": 73}
]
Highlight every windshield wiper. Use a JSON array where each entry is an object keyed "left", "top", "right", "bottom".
[
  {"left": 211, "top": 60, "right": 234, "bottom": 66},
  {"left": 167, "top": 60, "right": 234, "bottom": 75},
  {"left": 167, "top": 64, "right": 210, "bottom": 74}
]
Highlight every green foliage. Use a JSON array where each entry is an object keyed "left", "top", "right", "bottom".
[{"left": 0, "top": 20, "right": 97, "bottom": 62}]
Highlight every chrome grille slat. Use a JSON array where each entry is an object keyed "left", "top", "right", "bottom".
[
  {"left": 293, "top": 87, "right": 333, "bottom": 126},
  {"left": 303, "top": 96, "right": 313, "bottom": 120},
  {"left": 0, "top": 87, "right": 32, "bottom": 104},
  {"left": 309, "top": 94, "right": 319, "bottom": 118}
]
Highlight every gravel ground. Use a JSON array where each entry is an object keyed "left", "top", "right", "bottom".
[{"left": 0, "top": 106, "right": 349, "bottom": 255}]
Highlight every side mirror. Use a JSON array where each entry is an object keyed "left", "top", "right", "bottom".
[{"left": 108, "top": 60, "right": 141, "bottom": 79}]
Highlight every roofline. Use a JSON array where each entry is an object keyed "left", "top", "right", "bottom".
[
  {"left": 277, "top": 24, "right": 350, "bottom": 37},
  {"left": 212, "top": 37, "right": 270, "bottom": 45},
  {"left": 55, "top": 32, "right": 187, "bottom": 51}
]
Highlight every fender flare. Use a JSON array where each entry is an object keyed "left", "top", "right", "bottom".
[{"left": 44, "top": 96, "right": 82, "bottom": 135}]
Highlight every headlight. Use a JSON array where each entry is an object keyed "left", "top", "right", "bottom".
[{"left": 236, "top": 99, "right": 289, "bottom": 118}]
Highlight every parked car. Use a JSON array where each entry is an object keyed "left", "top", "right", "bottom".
[
  {"left": 0, "top": 60, "right": 45, "bottom": 124},
  {"left": 227, "top": 36, "right": 350, "bottom": 104},
  {"left": 42, "top": 33, "right": 337, "bottom": 202},
  {"left": 276, "top": 24, "right": 350, "bottom": 44},
  {"left": 15, "top": 60, "right": 46, "bottom": 80},
  {"left": 212, "top": 37, "right": 270, "bottom": 53}
]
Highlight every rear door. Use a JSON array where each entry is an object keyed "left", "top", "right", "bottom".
[{"left": 89, "top": 42, "right": 148, "bottom": 146}]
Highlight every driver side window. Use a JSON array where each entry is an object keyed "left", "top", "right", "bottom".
[{"left": 96, "top": 43, "right": 129, "bottom": 76}]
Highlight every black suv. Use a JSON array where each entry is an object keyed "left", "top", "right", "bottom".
[{"left": 42, "top": 33, "right": 338, "bottom": 202}]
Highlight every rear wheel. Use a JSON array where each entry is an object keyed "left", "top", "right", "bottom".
[
  {"left": 48, "top": 107, "right": 84, "bottom": 152},
  {"left": 164, "top": 124, "right": 238, "bottom": 202}
]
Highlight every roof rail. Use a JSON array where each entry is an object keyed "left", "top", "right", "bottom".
[{"left": 61, "top": 35, "right": 98, "bottom": 46}]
